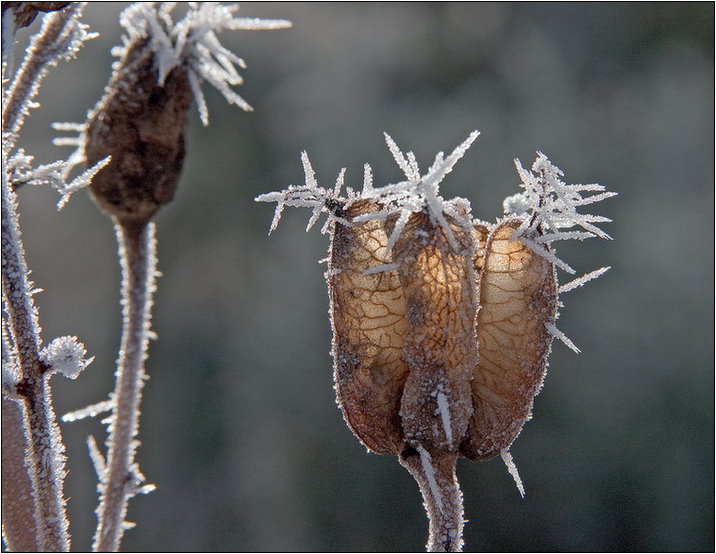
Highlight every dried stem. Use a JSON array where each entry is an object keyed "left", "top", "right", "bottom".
[
  {"left": 94, "top": 220, "right": 157, "bottom": 552},
  {"left": 2, "top": 172, "right": 70, "bottom": 552},
  {"left": 399, "top": 448, "right": 464, "bottom": 553}
]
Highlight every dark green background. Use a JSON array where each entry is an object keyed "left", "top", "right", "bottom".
[{"left": 13, "top": 2, "right": 714, "bottom": 551}]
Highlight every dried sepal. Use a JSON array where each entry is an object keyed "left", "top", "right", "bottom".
[
  {"left": 330, "top": 199, "right": 410, "bottom": 454},
  {"left": 85, "top": 37, "right": 192, "bottom": 226},
  {"left": 460, "top": 218, "right": 558, "bottom": 461}
]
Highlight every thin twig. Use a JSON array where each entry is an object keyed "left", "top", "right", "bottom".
[
  {"left": 2, "top": 172, "right": 70, "bottom": 552},
  {"left": 94, "top": 220, "right": 157, "bottom": 552}
]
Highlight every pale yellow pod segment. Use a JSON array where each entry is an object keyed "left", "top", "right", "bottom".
[
  {"left": 329, "top": 200, "right": 410, "bottom": 454},
  {"left": 461, "top": 218, "right": 557, "bottom": 461}
]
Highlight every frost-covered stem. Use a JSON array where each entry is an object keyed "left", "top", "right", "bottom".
[
  {"left": 94, "top": 220, "right": 156, "bottom": 552},
  {"left": 1, "top": 395, "right": 40, "bottom": 552},
  {"left": 1, "top": 173, "right": 70, "bottom": 551},
  {"left": 2, "top": 3, "right": 82, "bottom": 153},
  {"left": 399, "top": 448, "right": 464, "bottom": 552}
]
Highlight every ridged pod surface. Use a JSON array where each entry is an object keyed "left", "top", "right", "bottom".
[
  {"left": 460, "top": 218, "right": 558, "bottom": 461},
  {"left": 391, "top": 213, "right": 477, "bottom": 453},
  {"left": 329, "top": 200, "right": 410, "bottom": 454}
]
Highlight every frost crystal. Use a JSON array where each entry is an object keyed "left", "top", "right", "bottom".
[
  {"left": 508, "top": 153, "right": 617, "bottom": 274},
  {"left": 256, "top": 151, "right": 359, "bottom": 234},
  {"left": 117, "top": 2, "right": 291, "bottom": 125},
  {"left": 256, "top": 131, "right": 480, "bottom": 252},
  {"left": 500, "top": 449, "right": 525, "bottom": 498},
  {"left": 40, "top": 336, "right": 93, "bottom": 379}
]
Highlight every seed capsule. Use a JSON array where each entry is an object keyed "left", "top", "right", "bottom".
[
  {"left": 460, "top": 218, "right": 558, "bottom": 461},
  {"left": 85, "top": 39, "right": 192, "bottom": 226}
]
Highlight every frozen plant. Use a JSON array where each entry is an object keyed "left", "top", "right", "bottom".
[
  {"left": 256, "top": 132, "right": 616, "bottom": 552},
  {"left": 2, "top": 2, "right": 290, "bottom": 552}
]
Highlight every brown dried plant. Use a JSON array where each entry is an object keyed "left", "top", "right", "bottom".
[
  {"left": 257, "top": 132, "right": 615, "bottom": 552},
  {"left": 2, "top": 3, "right": 289, "bottom": 551}
]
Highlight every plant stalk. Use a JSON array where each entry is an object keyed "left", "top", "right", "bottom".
[
  {"left": 93, "top": 220, "right": 157, "bottom": 552},
  {"left": 399, "top": 447, "right": 464, "bottom": 552}
]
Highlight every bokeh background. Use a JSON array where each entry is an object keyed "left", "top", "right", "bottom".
[{"left": 11, "top": 2, "right": 713, "bottom": 552}]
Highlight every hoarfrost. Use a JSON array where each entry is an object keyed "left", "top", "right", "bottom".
[
  {"left": 40, "top": 335, "right": 93, "bottom": 379},
  {"left": 509, "top": 153, "right": 617, "bottom": 274},
  {"left": 117, "top": 2, "right": 291, "bottom": 125},
  {"left": 435, "top": 390, "right": 453, "bottom": 446},
  {"left": 559, "top": 266, "right": 611, "bottom": 293},
  {"left": 417, "top": 444, "right": 444, "bottom": 514},
  {"left": 62, "top": 399, "right": 114, "bottom": 423},
  {"left": 500, "top": 449, "right": 525, "bottom": 498},
  {"left": 256, "top": 130, "right": 481, "bottom": 252},
  {"left": 545, "top": 321, "right": 580, "bottom": 353}
]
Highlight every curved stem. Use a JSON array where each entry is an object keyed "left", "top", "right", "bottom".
[
  {"left": 94, "top": 221, "right": 157, "bottom": 552},
  {"left": 399, "top": 447, "right": 464, "bottom": 552}
]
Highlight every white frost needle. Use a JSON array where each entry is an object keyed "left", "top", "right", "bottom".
[
  {"left": 500, "top": 450, "right": 525, "bottom": 498},
  {"left": 559, "top": 266, "right": 611, "bottom": 293},
  {"left": 256, "top": 131, "right": 480, "bottom": 253},
  {"left": 508, "top": 152, "right": 617, "bottom": 273},
  {"left": 117, "top": 2, "right": 291, "bottom": 125}
]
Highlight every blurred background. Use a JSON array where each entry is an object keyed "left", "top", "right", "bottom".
[{"left": 11, "top": 2, "right": 713, "bottom": 552}]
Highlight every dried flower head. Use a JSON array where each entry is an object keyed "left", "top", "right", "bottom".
[
  {"left": 257, "top": 132, "right": 615, "bottom": 551},
  {"left": 83, "top": 2, "right": 290, "bottom": 225}
]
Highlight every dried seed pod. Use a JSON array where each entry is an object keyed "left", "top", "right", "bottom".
[
  {"left": 460, "top": 218, "right": 558, "bottom": 461},
  {"left": 392, "top": 212, "right": 477, "bottom": 453},
  {"left": 85, "top": 39, "right": 192, "bottom": 226},
  {"left": 330, "top": 200, "right": 410, "bottom": 454}
]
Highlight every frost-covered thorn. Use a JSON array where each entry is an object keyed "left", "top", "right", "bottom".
[{"left": 40, "top": 335, "right": 93, "bottom": 379}]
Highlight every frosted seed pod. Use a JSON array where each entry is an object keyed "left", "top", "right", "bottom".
[
  {"left": 85, "top": 39, "right": 192, "bottom": 226},
  {"left": 460, "top": 218, "right": 558, "bottom": 461},
  {"left": 330, "top": 200, "right": 410, "bottom": 454},
  {"left": 392, "top": 212, "right": 477, "bottom": 453}
]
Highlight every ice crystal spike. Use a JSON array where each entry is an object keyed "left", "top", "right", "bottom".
[{"left": 509, "top": 152, "right": 617, "bottom": 274}]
